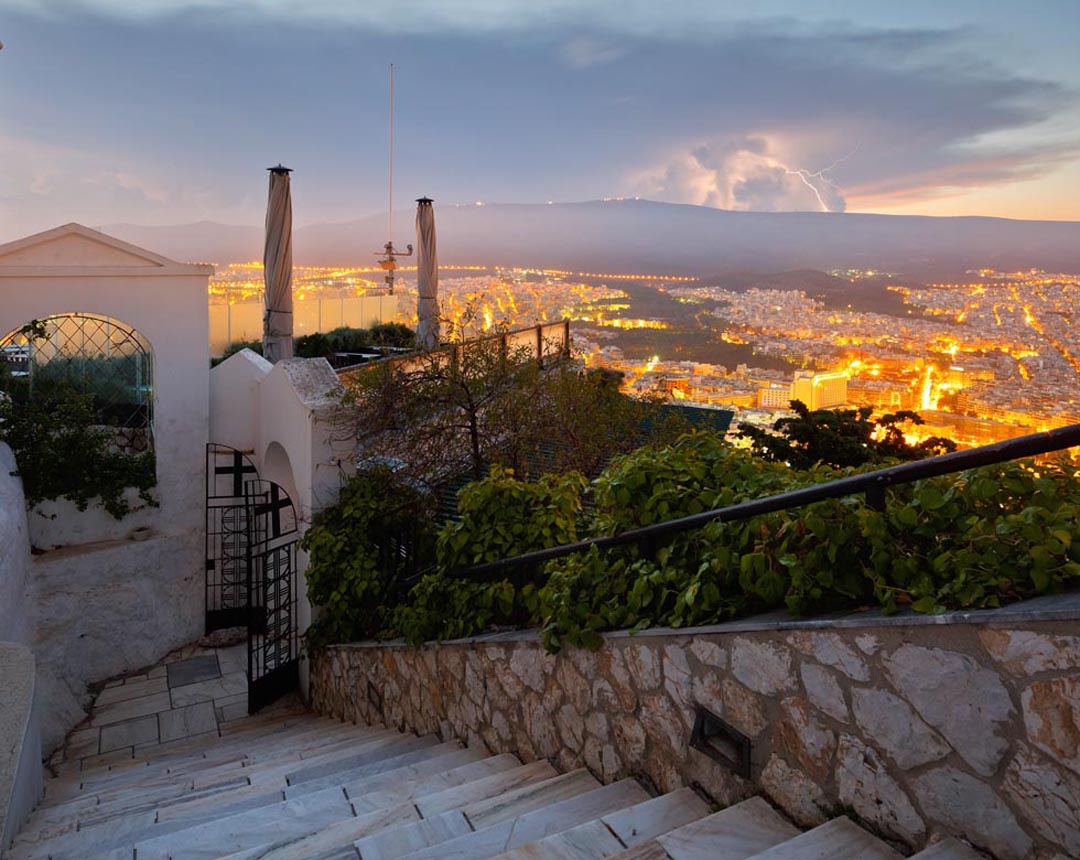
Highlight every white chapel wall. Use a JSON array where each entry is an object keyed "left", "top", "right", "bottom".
[{"left": 0, "top": 225, "right": 212, "bottom": 750}]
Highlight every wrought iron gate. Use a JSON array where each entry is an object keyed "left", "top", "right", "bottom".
[
  {"left": 244, "top": 478, "right": 300, "bottom": 712},
  {"left": 205, "top": 444, "right": 259, "bottom": 633},
  {"left": 205, "top": 444, "right": 299, "bottom": 713}
]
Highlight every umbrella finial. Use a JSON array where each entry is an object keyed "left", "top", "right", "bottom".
[
  {"left": 267, "top": 164, "right": 293, "bottom": 174},
  {"left": 416, "top": 196, "right": 434, "bottom": 204}
]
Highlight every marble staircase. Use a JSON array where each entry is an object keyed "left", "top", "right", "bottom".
[{"left": 5, "top": 665, "right": 989, "bottom": 860}]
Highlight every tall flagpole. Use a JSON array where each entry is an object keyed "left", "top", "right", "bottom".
[
  {"left": 388, "top": 63, "right": 393, "bottom": 252},
  {"left": 375, "top": 63, "right": 412, "bottom": 294}
]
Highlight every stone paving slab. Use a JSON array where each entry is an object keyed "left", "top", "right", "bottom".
[
  {"left": 100, "top": 714, "right": 160, "bottom": 753},
  {"left": 171, "top": 672, "right": 248, "bottom": 709},
  {"left": 167, "top": 655, "right": 222, "bottom": 688},
  {"left": 160, "top": 701, "right": 219, "bottom": 743},
  {"left": 56, "top": 643, "right": 253, "bottom": 775},
  {"left": 92, "top": 692, "right": 174, "bottom": 728}
]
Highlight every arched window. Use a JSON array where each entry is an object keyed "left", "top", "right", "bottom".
[{"left": 0, "top": 313, "right": 154, "bottom": 455}]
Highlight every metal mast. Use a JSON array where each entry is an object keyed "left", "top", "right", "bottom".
[{"left": 376, "top": 63, "right": 412, "bottom": 294}]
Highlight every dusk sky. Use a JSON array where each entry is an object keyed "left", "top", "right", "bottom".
[{"left": 3, "top": 0, "right": 1080, "bottom": 238}]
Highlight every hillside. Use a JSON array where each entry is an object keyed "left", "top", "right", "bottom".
[{"left": 102, "top": 199, "right": 1080, "bottom": 275}]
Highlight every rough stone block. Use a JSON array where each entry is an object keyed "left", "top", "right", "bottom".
[
  {"left": 883, "top": 644, "right": 1013, "bottom": 776},
  {"left": 914, "top": 766, "right": 1032, "bottom": 860}
]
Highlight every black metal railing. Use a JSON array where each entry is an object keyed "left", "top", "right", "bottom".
[
  {"left": 336, "top": 319, "right": 572, "bottom": 381},
  {"left": 452, "top": 422, "right": 1080, "bottom": 582}
]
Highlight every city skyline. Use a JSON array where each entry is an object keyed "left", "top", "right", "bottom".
[{"left": 3, "top": 1, "right": 1080, "bottom": 238}]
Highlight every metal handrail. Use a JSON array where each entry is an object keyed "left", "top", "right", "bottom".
[
  {"left": 453, "top": 421, "right": 1080, "bottom": 581},
  {"left": 336, "top": 319, "right": 572, "bottom": 378}
]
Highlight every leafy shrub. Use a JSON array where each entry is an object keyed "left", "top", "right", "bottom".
[
  {"left": 301, "top": 466, "right": 436, "bottom": 648},
  {"left": 215, "top": 323, "right": 415, "bottom": 366},
  {"left": 535, "top": 439, "right": 1080, "bottom": 651},
  {"left": 304, "top": 427, "right": 1080, "bottom": 654},
  {"left": 0, "top": 385, "right": 156, "bottom": 518},
  {"left": 394, "top": 467, "right": 586, "bottom": 645}
]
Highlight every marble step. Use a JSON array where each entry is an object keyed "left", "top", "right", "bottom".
[
  {"left": 605, "top": 796, "right": 797, "bottom": 860},
  {"left": 480, "top": 778, "right": 650, "bottom": 845},
  {"left": 353, "top": 809, "right": 474, "bottom": 860},
  {"left": 155, "top": 742, "right": 470, "bottom": 826},
  {"left": 397, "top": 775, "right": 646, "bottom": 860},
  {"left": 601, "top": 787, "right": 711, "bottom": 849},
  {"left": 742, "top": 816, "right": 904, "bottom": 860},
  {"left": 659, "top": 796, "right": 798, "bottom": 860},
  {"left": 213, "top": 756, "right": 518, "bottom": 860},
  {"left": 11, "top": 772, "right": 253, "bottom": 852},
  {"left": 339, "top": 747, "right": 520, "bottom": 803},
  {"left": 192, "top": 728, "right": 411, "bottom": 792},
  {"left": 462, "top": 769, "right": 608, "bottom": 830},
  {"left": 349, "top": 752, "right": 522, "bottom": 814},
  {"left": 498, "top": 786, "right": 710, "bottom": 859},
  {"left": 146, "top": 721, "right": 380, "bottom": 775},
  {"left": 283, "top": 740, "right": 477, "bottom": 799},
  {"left": 52, "top": 716, "right": 306, "bottom": 783},
  {"left": 217, "top": 705, "right": 315, "bottom": 738},
  {"left": 413, "top": 760, "right": 560, "bottom": 818},
  {"left": 7, "top": 811, "right": 201, "bottom": 860},
  {"left": 133, "top": 783, "right": 357, "bottom": 860},
  {"left": 38, "top": 719, "right": 337, "bottom": 804},
  {"left": 281, "top": 733, "right": 440, "bottom": 787},
  {"left": 909, "top": 838, "right": 987, "bottom": 860},
  {"left": 213, "top": 802, "right": 425, "bottom": 860},
  {"left": 606, "top": 843, "right": 669, "bottom": 860},
  {"left": 353, "top": 762, "right": 562, "bottom": 860},
  {"left": 86, "top": 721, "right": 384, "bottom": 790},
  {"left": 494, "top": 818, "right": 626, "bottom": 860}
]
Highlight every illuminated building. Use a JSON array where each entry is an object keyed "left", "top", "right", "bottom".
[
  {"left": 791, "top": 370, "right": 848, "bottom": 411},
  {"left": 758, "top": 385, "right": 792, "bottom": 409}
]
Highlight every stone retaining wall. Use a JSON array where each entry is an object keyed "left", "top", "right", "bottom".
[{"left": 313, "top": 598, "right": 1080, "bottom": 860}]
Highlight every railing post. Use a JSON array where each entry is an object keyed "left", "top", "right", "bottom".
[
  {"left": 865, "top": 481, "right": 887, "bottom": 512},
  {"left": 536, "top": 324, "right": 544, "bottom": 368},
  {"left": 563, "top": 318, "right": 571, "bottom": 358}
]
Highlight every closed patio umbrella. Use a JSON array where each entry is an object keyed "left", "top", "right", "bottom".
[
  {"left": 263, "top": 165, "right": 294, "bottom": 362},
  {"left": 416, "top": 197, "right": 440, "bottom": 351}
]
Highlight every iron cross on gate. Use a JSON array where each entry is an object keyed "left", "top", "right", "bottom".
[
  {"left": 216, "top": 451, "right": 258, "bottom": 498},
  {"left": 253, "top": 482, "right": 293, "bottom": 539}
]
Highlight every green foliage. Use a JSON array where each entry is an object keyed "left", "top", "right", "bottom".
[
  {"left": 737, "top": 400, "right": 956, "bottom": 469},
  {"left": 294, "top": 332, "right": 333, "bottom": 358},
  {"left": 437, "top": 467, "right": 587, "bottom": 570},
  {"left": 368, "top": 322, "right": 416, "bottom": 349},
  {"left": 304, "top": 424, "right": 1080, "bottom": 652},
  {"left": 215, "top": 323, "right": 416, "bottom": 366},
  {"left": 300, "top": 466, "right": 435, "bottom": 649},
  {"left": 0, "top": 385, "right": 156, "bottom": 518},
  {"left": 535, "top": 434, "right": 1080, "bottom": 650},
  {"left": 394, "top": 467, "right": 586, "bottom": 645}
]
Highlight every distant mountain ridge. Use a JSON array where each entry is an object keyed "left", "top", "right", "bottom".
[{"left": 101, "top": 199, "right": 1080, "bottom": 275}]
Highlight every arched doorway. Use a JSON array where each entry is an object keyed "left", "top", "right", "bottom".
[
  {"left": 205, "top": 443, "right": 300, "bottom": 713},
  {"left": 0, "top": 313, "right": 155, "bottom": 457}
]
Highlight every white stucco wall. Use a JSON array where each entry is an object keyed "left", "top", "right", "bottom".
[
  {"left": 0, "top": 444, "right": 33, "bottom": 645},
  {"left": 0, "top": 227, "right": 211, "bottom": 552},
  {"left": 0, "top": 224, "right": 212, "bottom": 750},
  {"left": 209, "top": 348, "right": 272, "bottom": 454},
  {"left": 211, "top": 354, "right": 353, "bottom": 697}
]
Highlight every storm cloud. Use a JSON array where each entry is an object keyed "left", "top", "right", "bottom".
[{"left": 1, "top": 2, "right": 1077, "bottom": 233}]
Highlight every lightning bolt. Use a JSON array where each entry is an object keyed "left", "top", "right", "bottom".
[{"left": 783, "top": 143, "right": 860, "bottom": 212}]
